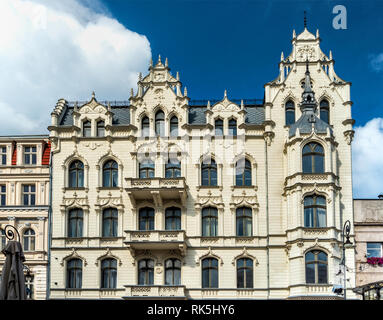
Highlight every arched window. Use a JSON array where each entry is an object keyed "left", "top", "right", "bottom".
[
  {"left": 83, "top": 120, "right": 91, "bottom": 137},
  {"left": 165, "top": 158, "right": 181, "bottom": 178},
  {"left": 170, "top": 116, "right": 178, "bottom": 137},
  {"left": 305, "top": 250, "right": 328, "bottom": 284},
  {"left": 138, "top": 259, "right": 154, "bottom": 285},
  {"left": 139, "top": 207, "right": 155, "bottom": 231},
  {"left": 165, "top": 258, "right": 181, "bottom": 285},
  {"left": 237, "top": 258, "right": 253, "bottom": 288},
  {"left": 103, "top": 160, "right": 118, "bottom": 187},
  {"left": 285, "top": 100, "right": 295, "bottom": 126},
  {"left": 139, "top": 159, "right": 155, "bottom": 178},
  {"left": 69, "top": 160, "right": 84, "bottom": 188},
  {"left": 96, "top": 120, "right": 105, "bottom": 137},
  {"left": 229, "top": 119, "right": 237, "bottom": 136},
  {"left": 68, "top": 208, "right": 83, "bottom": 238},
  {"left": 236, "top": 207, "right": 252, "bottom": 236},
  {"left": 302, "top": 142, "right": 324, "bottom": 173},
  {"left": 165, "top": 207, "right": 181, "bottom": 230},
  {"left": 67, "top": 259, "right": 82, "bottom": 289},
  {"left": 215, "top": 119, "right": 223, "bottom": 136},
  {"left": 235, "top": 159, "right": 252, "bottom": 186},
  {"left": 320, "top": 100, "right": 330, "bottom": 124},
  {"left": 23, "top": 228, "right": 35, "bottom": 252},
  {"left": 102, "top": 208, "right": 118, "bottom": 237},
  {"left": 155, "top": 110, "right": 165, "bottom": 136},
  {"left": 101, "top": 258, "right": 117, "bottom": 289},
  {"left": 0, "top": 229, "right": 6, "bottom": 250},
  {"left": 202, "top": 207, "right": 218, "bottom": 237},
  {"left": 142, "top": 116, "right": 150, "bottom": 137},
  {"left": 304, "top": 195, "right": 326, "bottom": 228},
  {"left": 201, "top": 158, "right": 217, "bottom": 186},
  {"left": 202, "top": 258, "right": 218, "bottom": 288}
]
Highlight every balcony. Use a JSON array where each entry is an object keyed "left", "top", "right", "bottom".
[
  {"left": 125, "top": 177, "right": 188, "bottom": 206},
  {"left": 122, "top": 285, "right": 187, "bottom": 300},
  {"left": 124, "top": 230, "right": 187, "bottom": 255}
]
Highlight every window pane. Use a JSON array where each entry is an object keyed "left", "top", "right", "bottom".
[
  {"left": 237, "top": 269, "right": 244, "bottom": 288},
  {"left": 211, "top": 269, "right": 218, "bottom": 288},
  {"left": 318, "top": 263, "right": 327, "bottom": 283},
  {"left": 112, "top": 170, "right": 118, "bottom": 187},
  {"left": 306, "top": 263, "right": 315, "bottom": 283},
  {"left": 286, "top": 110, "right": 295, "bottom": 125},
  {"left": 320, "top": 109, "right": 329, "bottom": 124},
  {"left": 304, "top": 208, "right": 314, "bottom": 227},
  {"left": 314, "top": 155, "right": 324, "bottom": 173},
  {"left": 302, "top": 155, "right": 312, "bottom": 173},
  {"left": 367, "top": 243, "right": 381, "bottom": 257},
  {"left": 317, "top": 207, "right": 326, "bottom": 227},
  {"left": 103, "top": 170, "right": 110, "bottom": 187},
  {"left": 246, "top": 268, "right": 253, "bottom": 288}
]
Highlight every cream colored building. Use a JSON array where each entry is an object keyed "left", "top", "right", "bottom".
[
  {"left": 0, "top": 135, "right": 51, "bottom": 300},
  {"left": 353, "top": 197, "right": 383, "bottom": 299},
  {"left": 48, "top": 26, "right": 356, "bottom": 299}
]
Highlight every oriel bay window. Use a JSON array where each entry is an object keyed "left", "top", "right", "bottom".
[
  {"left": 67, "top": 259, "right": 82, "bottom": 289},
  {"left": 165, "top": 207, "right": 181, "bottom": 230},
  {"left": 304, "top": 195, "right": 326, "bottom": 228},
  {"left": 235, "top": 159, "right": 252, "bottom": 186},
  {"left": 201, "top": 159, "right": 217, "bottom": 186},
  {"left": 302, "top": 142, "right": 324, "bottom": 173},
  {"left": 202, "top": 258, "right": 218, "bottom": 288},
  {"left": 305, "top": 250, "right": 328, "bottom": 284},
  {"left": 103, "top": 160, "right": 118, "bottom": 187},
  {"left": 236, "top": 207, "right": 252, "bottom": 236},
  {"left": 165, "top": 259, "right": 181, "bottom": 285},
  {"left": 202, "top": 207, "right": 218, "bottom": 237},
  {"left": 69, "top": 160, "right": 84, "bottom": 188},
  {"left": 138, "top": 259, "right": 154, "bottom": 285},
  {"left": 237, "top": 258, "right": 253, "bottom": 288},
  {"left": 102, "top": 208, "right": 118, "bottom": 237},
  {"left": 139, "top": 207, "right": 155, "bottom": 231},
  {"left": 68, "top": 208, "right": 83, "bottom": 238},
  {"left": 101, "top": 258, "right": 117, "bottom": 289}
]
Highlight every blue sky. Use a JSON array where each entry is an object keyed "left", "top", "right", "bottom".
[
  {"left": 0, "top": 0, "right": 382, "bottom": 198},
  {"left": 103, "top": 0, "right": 383, "bottom": 128}
]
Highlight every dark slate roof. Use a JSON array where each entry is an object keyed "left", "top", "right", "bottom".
[
  {"left": 59, "top": 106, "right": 130, "bottom": 126},
  {"left": 188, "top": 105, "right": 265, "bottom": 125},
  {"left": 289, "top": 113, "right": 332, "bottom": 137}
]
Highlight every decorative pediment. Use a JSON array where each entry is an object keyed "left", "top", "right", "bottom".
[
  {"left": 196, "top": 247, "right": 223, "bottom": 266},
  {"left": 211, "top": 90, "right": 239, "bottom": 112},
  {"left": 195, "top": 190, "right": 224, "bottom": 209},
  {"left": 131, "top": 249, "right": 159, "bottom": 265},
  {"left": 78, "top": 93, "right": 107, "bottom": 114},
  {"left": 61, "top": 194, "right": 89, "bottom": 209},
  {"left": 95, "top": 194, "right": 124, "bottom": 209},
  {"left": 231, "top": 247, "right": 259, "bottom": 266},
  {"left": 95, "top": 248, "right": 122, "bottom": 266},
  {"left": 230, "top": 191, "right": 259, "bottom": 210},
  {"left": 61, "top": 248, "right": 88, "bottom": 266},
  {"left": 296, "top": 44, "right": 317, "bottom": 62}
]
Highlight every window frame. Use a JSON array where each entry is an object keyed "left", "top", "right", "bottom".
[
  {"left": 303, "top": 195, "right": 327, "bottom": 228},
  {"left": 23, "top": 146, "right": 37, "bottom": 165},
  {"left": 102, "top": 160, "right": 118, "bottom": 187},
  {"left": 22, "top": 184, "right": 36, "bottom": 206},
  {"left": 236, "top": 258, "right": 254, "bottom": 289},
  {"left": 165, "top": 207, "right": 181, "bottom": 231},
  {"left": 138, "top": 207, "right": 155, "bottom": 231},
  {"left": 236, "top": 207, "right": 253, "bottom": 237},
  {"left": 305, "top": 250, "right": 328, "bottom": 284},
  {"left": 139, "top": 160, "right": 155, "bottom": 179},
  {"left": 214, "top": 119, "right": 224, "bottom": 136},
  {"left": 202, "top": 207, "right": 218, "bottom": 237},
  {"left": 68, "top": 160, "right": 84, "bottom": 188},
  {"left": 319, "top": 99, "right": 330, "bottom": 124},
  {"left": 138, "top": 259, "right": 154, "bottom": 285},
  {"left": 155, "top": 110, "right": 165, "bottom": 137},
  {"left": 82, "top": 120, "right": 92, "bottom": 137},
  {"left": 202, "top": 258, "right": 219, "bottom": 288},
  {"left": 302, "top": 142, "right": 325, "bottom": 174},
  {"left": 101, "top": 258, "right": 117, "bottom": 289},
  {"left": 228, "top": 118, "right": 237, "bottom": 136},
  {"left": 235, "top": 159, "right": 252, "bottom": 186},
  {"left": 170, "top": 116, "right": 179, "bottom": 137},
  {"left": 285, "top": 100, "right": 295, "bottom": 126},
  {"left": 165, "top": 258, "right": 181, "bottom": 285},
  {"left": 0, "top": 185, "right": 6, "bottom": 206},
  {"left": 66, "top": 258, "right": 83, "bottom": 289},
  {"left": 201, "top": 159, "right": 217, "bottom": 186},
  {"left": 102, "top": 208, "right": 118, "bottom": 238},
  {"left": 23, "top": 228, "right": 35, "bottom": 252},
  {"left": 96, "top": 120, "right": 105, "bottom": 137},
  {"left": 68, "top": 208, "right": 83, "bottom": 238},
  {"left": 367, "top": 243, "right": 382, "bottom": 258},
  {"left": 0, "top": 146, "right": 6, "bottom": 165}
]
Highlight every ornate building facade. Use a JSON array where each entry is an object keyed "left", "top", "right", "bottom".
[
  {"left": 0, "top": 135, "right": 51, "bottom": 300},
  {"left": 48, "top": 26, "right": 356, "bottom": 299}
]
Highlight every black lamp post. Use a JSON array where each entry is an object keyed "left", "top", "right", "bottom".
[{"left": 341, "top": 220, "right": 352, "bottom": 300}]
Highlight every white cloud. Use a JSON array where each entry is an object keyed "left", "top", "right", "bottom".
[
  {"left": 352, "top": 118, "right": 383, "bottom": 198},
  {"left": 369, "top": 53, "right": 383, "bottom": 72},
  {"left": 0, "top": 0, "right": 151, "bottom": 135}
]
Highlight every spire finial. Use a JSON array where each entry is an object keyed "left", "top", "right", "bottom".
[
  {"left": 130, "top": 88, "right": 134, "bottom": 97},
  {"left": 224, "top": 89, "right": 227, "bottom": 98},
  {"left": 329, "top": 50, "right": 333, "bottom": 60},
  {"left": 150, "top": 58, "right": 153, "bottom": 68},
  {"left": 304, "top": 10, "right": 307, "bottom": 29},
  {"left": 158, "top": 54, "right": 161, "bottom": 64},
  {"left": 184, "top": 86, "right": 187, "bottom": 96},
  {"left": 176, "top": 71, "right": 179, "bottom": 81},
  {"left": 92, "top": 91, "right": 95, "bottom": 99},
  {"left": 165, "top": 57, "right": 168, "bottom": 67},
  {"left": 281, "top": 51, "right": 284, "bottom": 61},
  {"left": 138, "top": 72, "right": 142, "bottom": 81},
  {"left": 293, "top": 29, "right": 296, "bottom": 38}
]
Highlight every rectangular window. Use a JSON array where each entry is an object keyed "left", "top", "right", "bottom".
[
  {"left": 0, "top": 147, "right": 6, "bottom": 165},
  {"left": 367, "top": 243, "right": 382, "bottom": 258},
  {"left": 22, "top": 185, "right": 36, "bottom": 206},
  {"left": 24, "top": 146, "right": 37, "bottom": 165},
  {"left": 0, "top": 185, "right": 5, "bottom": 206}
]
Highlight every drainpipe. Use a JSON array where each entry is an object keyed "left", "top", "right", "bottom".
[
  {"left": 46, "top": 148, "right": 53, "bottom": 300},
  {"left": 265, "top": 139, "right": 270, "bottom": 299}
]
